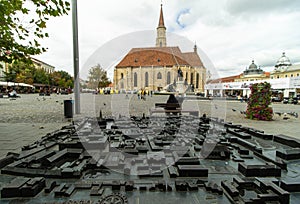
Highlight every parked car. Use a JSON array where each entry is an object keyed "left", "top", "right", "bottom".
[
  {"left": 282, "top": 97, "right": 289, "bottom": 104},
  {"left": 292, "top": 97, "right": 298, "bottom": 104},
  {"left": 283, "top": 97, "right": 298, "bottom": 104},
  {"left": 195, "top": 92, "right": 205, "bottom": 97},
  {"left": 271, "top": 97, "right": 282, "bottom": 102}
]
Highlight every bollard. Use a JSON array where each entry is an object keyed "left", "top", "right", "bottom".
[{"left": 64, "top": 100, "right": 74, "bottom": 118}]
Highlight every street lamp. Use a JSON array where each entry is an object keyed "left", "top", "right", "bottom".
[{"left": 72, "top": 0, "right": 80, "bottom": 114}]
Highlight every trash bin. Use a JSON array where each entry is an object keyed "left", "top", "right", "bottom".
[{"left": 64, "top": 100, "right": 74, "bottom": 118}]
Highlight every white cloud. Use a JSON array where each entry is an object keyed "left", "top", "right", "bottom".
[{"left": 34, "top": 0, "right": 300, "bottom": 80}]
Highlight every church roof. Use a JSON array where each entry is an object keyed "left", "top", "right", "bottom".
[
  {"left": 116, "top": 46, "right": 203, "bottom": 68},
  {"left": 182, "top": 52, "right": 204, "bottom": 67}
]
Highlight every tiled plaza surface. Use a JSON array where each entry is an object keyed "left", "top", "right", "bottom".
[{"left": 0, "top": 93, "right": 299, "bottom": 159}]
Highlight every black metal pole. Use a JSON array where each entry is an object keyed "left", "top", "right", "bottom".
[{"left": 72, "top": 0, "right": 80, "bottom": 114}]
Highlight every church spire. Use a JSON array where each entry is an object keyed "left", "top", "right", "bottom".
[
  {"left": 156, "top": 4, "right": 167, "bottom": 47},
  {"left": 158, "top": 4, "right": 165, "bottom": 28}
]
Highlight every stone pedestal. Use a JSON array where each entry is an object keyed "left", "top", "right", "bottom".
[{"left": 176, "top": 80, "right": 187, "bottom": 94}]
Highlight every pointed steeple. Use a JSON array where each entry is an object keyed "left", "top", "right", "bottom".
[
  {"left": 194, "top": 43, "right": 198, "bottom": 53},
  {"left": 156, "top": 4, "right": 167, "bottom": 47},
  {"left": 158, "top": 4, "right": 166, "bottom": 28}
]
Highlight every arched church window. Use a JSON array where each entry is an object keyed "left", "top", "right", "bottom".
[
  {"left": 134, "top": 72, "right": 137, "bottom": 87},
  {"left": 145, "top": 72, "right": 149, "bottom": 87},
  {"left": 167, "top": 72, "right": 171, "bottom": 84},
  {"left": 157, "top": 72, "right": 162, "bottom": 79},
  {"left": 121, "top": 73, "right": 124, "bottom": 79},
  {"left": 190, "top": 73, "right": 194, "bottom": 85},
  {"left": 196, "top": 73, "right": 199, "bottom": 88}
]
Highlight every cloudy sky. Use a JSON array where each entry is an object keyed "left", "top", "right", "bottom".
[{"left": 37, "top": 0, "right": 300, "bottom": 80}]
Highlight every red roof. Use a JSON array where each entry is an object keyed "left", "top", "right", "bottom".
[
  {"left": 116, "top": 47, "right": 203, "bottom": 68},
  {"left": 182, "top": 52, "right": 204, "bottom": 67},
  {"left": 208, "top": 74, "right": 241, "bottom": 84}
]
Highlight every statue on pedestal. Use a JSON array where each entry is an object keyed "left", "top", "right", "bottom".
[{"left": 177, "top": 67, "right": 183, "bottom": 81}]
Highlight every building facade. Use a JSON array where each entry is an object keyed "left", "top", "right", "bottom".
[
  {"left": 0, "top": 61, "right": 7, "bottom": 81},
  {"left": 271, "top": 52, "right": 300, "bottom": 79},
  {"left": 113, "top": 5, "right": 206, "bottom": 92},
  {"left": 206, "top": 52, "right": 300, "bottom": 98},
  {"left": 31, "top": 57, "right": 55, "bottom": 74},
  {"left": 235, "top": 60, "right": 269, "bottom": 83},
  {"left": 0, "top": 57, "right": 55, "bottom": 82}
]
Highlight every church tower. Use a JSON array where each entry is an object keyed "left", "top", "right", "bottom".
[{"left": 156, "top": 4, "right": 167, "bottom": 47}]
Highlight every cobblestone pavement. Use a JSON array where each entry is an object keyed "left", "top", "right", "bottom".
[{"left": 0, "top": 93, "right": 299, "bottom": 158}]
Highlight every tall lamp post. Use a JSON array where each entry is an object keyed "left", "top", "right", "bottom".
[{"left": 72, "top": 0, "right": 80, "bottom": 114}]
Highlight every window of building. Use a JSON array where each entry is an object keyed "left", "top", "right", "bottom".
[
  {"left": 297, "top": 73, "right": 299, "bottom": 77},
  {"left": 291, "top": 74, "right": 294, "bottom": 77},
  {"left": 145, "top": 72, "right": 149, "bottom": 87},
  {"left": 190, "top": 73, "right": 194, "bottom": 84},
  {"left": 157, "top": 72, "right": 162, "bottom": 79},
  {"left": 186, "top": 72, "right": 188, "bottom": 80},
  {"left": 134, "top": 72, "right": 137, "bottom": 87},
  {"left": 285, "top": 75, "right": 288, "bottom": 78},
  {"left": 196, "top": 73, "right": 199, "bottom": 88},
  {"left": 167, "top": 72, "right": 171, "bottom": 84},
  {"left": 121, "top": 73, "right": 124, "bottom": 79},
  {"left": 277, "top": 76, "right": 279, "bottom": 79}
]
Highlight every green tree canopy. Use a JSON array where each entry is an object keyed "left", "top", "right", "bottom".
[
  {"left": 4, "top": 60, "right": 73, "bottom": 88},
  {"left": 0, "top": 0, "right": 70, "bottom": 63},
  {"left": 88, "top": 64, "right": 111, "bottom": 89},
  {"left": 51, "top": 70, "right": 73, "bottom": 88}
]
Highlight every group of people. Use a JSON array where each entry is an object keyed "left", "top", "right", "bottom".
[
  {"left": 137, "top": 89, "right": 152, "bottom": 100},
  {"left": 237, "top": 95, "right": 248, "bottom": 102}
]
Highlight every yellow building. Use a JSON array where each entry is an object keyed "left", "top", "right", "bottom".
[
  {"left": 270, "top": 52, "right": 300, "bottom": 79},
  {"left": 31, "top": 57, "right": 55, "bottom": 74},
  {"left": 234, "top": 60, "right": 269, "bottom": 82},
  {"left": 0, "top": 57, "right": 55, "bottom": 82},
  {"left": 113, "top": 5, "right": 206, "bottom": 92},
  {"left": 206, "top": 52, "right": 300, "bottom": 98}
]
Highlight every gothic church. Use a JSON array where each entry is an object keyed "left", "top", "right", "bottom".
[{"left": 113, "top": 5, "right": 206, "bottom": 92}]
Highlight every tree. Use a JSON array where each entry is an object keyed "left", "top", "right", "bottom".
[
  {"left": 0, "top": 0, "right": 70, "bottom": 64},
  {"left": 50, "top": 70, "right": 73, "bottom": 88},
  {"left": 33, "top": 68, "right": 49, "bottom": 84},
  {"left": 5, "top": 60, "right": 74, "bottom": 88},
  {"left": 4, "top": 60, "right": 34, "bottom": 83},
  {"left": 88, "top": 64, "right": 111, "bottom": 89}
]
